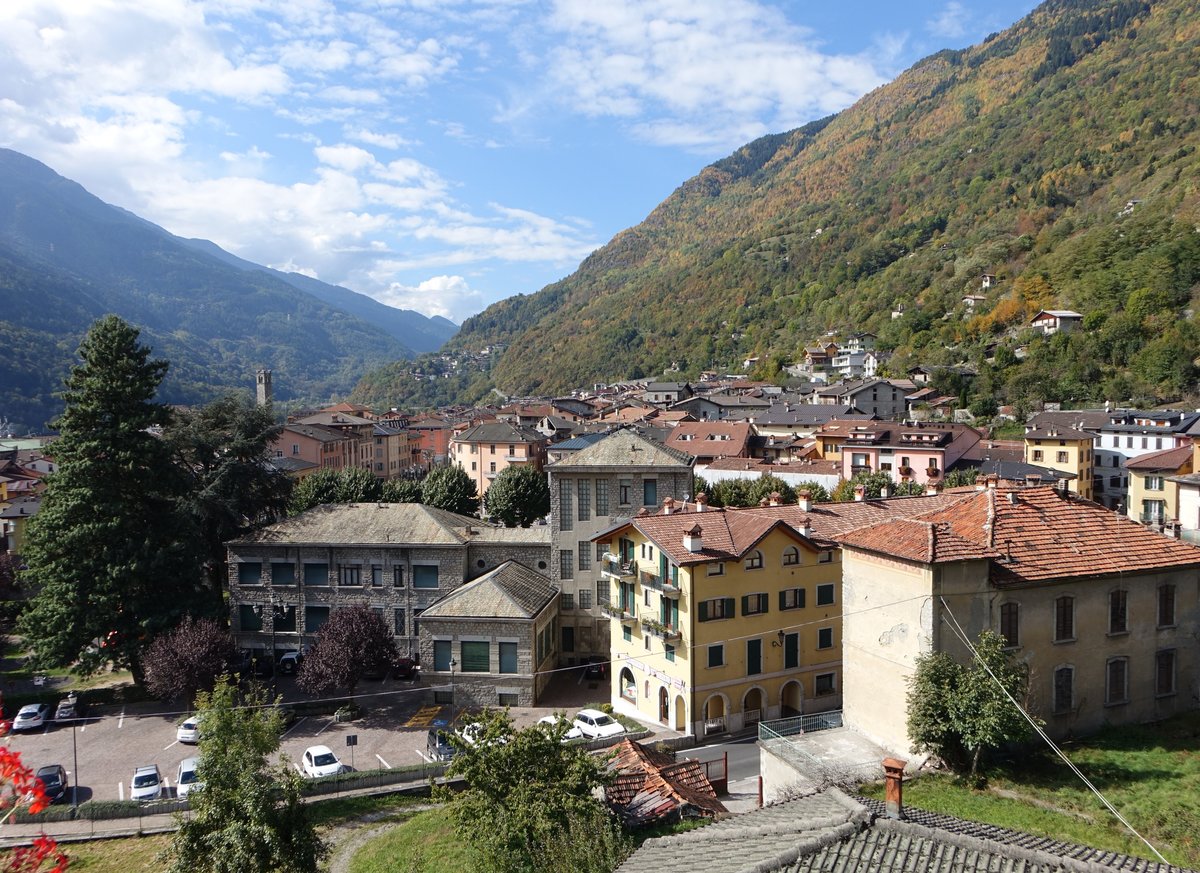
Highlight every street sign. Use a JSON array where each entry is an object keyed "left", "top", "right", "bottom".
[{"left": 346, "top": 734, "right": 358, "bottom": 747}]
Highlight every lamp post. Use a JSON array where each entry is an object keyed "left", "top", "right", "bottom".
[
  {"left": 71, "top": 719, "right": 79, "bottom": 811},
  {"left": 449, "top": 657, "right": 457, "bottom": 704}
]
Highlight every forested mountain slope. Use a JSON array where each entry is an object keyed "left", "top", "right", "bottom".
[{"left": 356, "top": 0, "right": 1200, "bottom": 412}]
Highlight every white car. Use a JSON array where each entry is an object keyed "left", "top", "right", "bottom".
[
  {"left": 302, "top": 745, "right": 343, "bottom": 778},
  {"left": 537, "top": 714, "right": 584, "bottom": 742},
  {"left": 177, "top": 716, "right": 201, "bottom": 744},
  {"left": 572, "top": 708, "right": 625, "bottom": 740},
  {"left": 12, "top": 704, "right": 50, "bottom": 732},
  {"left": 177, "top": 757, "right": 202, "bottom": 798},
  {"left": 130, "top": 765, "right": 164, "bottom": 801}
]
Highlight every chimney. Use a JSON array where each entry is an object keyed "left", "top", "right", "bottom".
[
  {"left": 695, "top": 493, "right": 708, "bottom": 511},
  {"left": 797, "top": 490, "right": 812, "bottom": 512},
  {"left": 769, "top": 491, "right": 782, "bottom": 506},
  {"left": 925, "top": 481, "right": 942, "bottom": 496},
  {"left": 683, "top": 524, "right": 704, "bottom": 553},
  {"left": 1024, "top": 474, "right": 1042, "bottom": 487},
  {"left": 882, "top": 758, "right": 907, "bottom": 819},
  {"left": 759, "top": 497, "right": 770, "bottom": 507},
  {"left": 987, "top": 474, "right": 999, "bottom": 490},
  {"left": 975, "top": 475, "right": 988, "bottom": 491},
  {"left": 854, "top": 485, "right": 865, "bottom": 502},
  {"left": 800, "top": 520, "right": 812, "bottom": 538},
  {"left": 662, "top": 497, "right": 676, "bottom": 515},
  {"left": 880, "top": 483, "right": 891, "bottom": 499}
]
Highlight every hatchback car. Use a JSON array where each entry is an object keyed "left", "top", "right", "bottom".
[
  {"left": 537, "top": 714, "right": 584, "bottom": 742},
  {"left": 573, "top": 708, "right": 626, "bottom": 740},
  {"left": 35, "top": 764, "right": 69, "bottom": 804},
  {"left": 12, "top": 704, "right": 51, "bottom": 732},
  {"left": 301, "top": 745, "right": 343, "bottom": 778},
  {"left": 276, "top": 651, "right": 303, "bottom": 675},
  {"left": 130, "top": 765, "right": 164, "bottom": 801},
  {"left": 177, "top": 716, "right": 201, "bottom": 744},
  {"left": 176, "top": 757, "right": 202, "bottom": 798},
  {"left": 54, "top": 693, "right": 83, "bottom": 722}
]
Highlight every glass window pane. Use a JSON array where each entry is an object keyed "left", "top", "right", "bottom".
[
  {"left": 461, "top": 641, "right": 489, "bottom": 672},
  {"left": 434, "top": 639, "right": 451, "bottom": 671},
  {"left": 413, "top": 565, "right": 439, "bottom": 589},
  {"left": 271, "top": 563, "right": 295, "bottom": 586},
  {"left": 499, "top": 642, "right": 518, "bottom": 674},
  {"left": 238, "top": 562, "right": 262, "bottom": 586},
  {"left": 303, "top": 563, "right": 328, "bottom": 586},
  {"left": 304, "top": 605, "right": 329, "bottom": 632}
]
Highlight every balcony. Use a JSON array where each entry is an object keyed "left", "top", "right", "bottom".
[
  {"left": 640, "top": 571, "right": 681, "bottom": 598},
  {"left": 640, "top": 617, "right": 681, "bottom": 641},
  {"left": 601, "top": 557, "right": 636, "bottom": 580},
  {"left": 601, "top": 604, "right": 637, "bottom": 624}
]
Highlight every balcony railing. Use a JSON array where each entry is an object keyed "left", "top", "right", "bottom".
[
  {"left": 639, "top": 617, "right": 681, "bottom": 641},
  {"left": 601, "top": 604, "right": 637, "bottom": 624},
  {"left": 640, "top": 571, "right": 681, "bottom": 598},
  {"left": 601, "top": 557, "right": 636, "bottom": 579},
  {"left": 1139, "top": 512, "right": 1168, "bottom": 526}
]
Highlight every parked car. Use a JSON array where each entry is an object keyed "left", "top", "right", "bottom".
[
  {"left": 35, "top": 764, "right": 69, "bottom": 804},
  {"left": 393, "top": 656, "right": 418, "bottom": 680},
  {"left": 537, "top": 714, "right": 584, "bottom": 742},
  {"left": 176, "top": 757, "right": 202, "bottom": 798},
  {"left": 277, "top": 651, "right": 304, "bottom": 675},
  {"left": 426, "top": 729, "right": 456, "bottom": 762},
  {"left": 12, "top": 704, "right": 51, "bottom": 732},
  {"left": 583, "top": 657, "right": 608, "bottom": 681},
  {"left": 130, "top": 765, "right": 164, "bottom": 801},
  {"left": 362, "top": 659, "right": 388, "bottom": 681},
  {"left": 301, "top": 745, "right": 343, "bottom": 778},
  {"left": 573, "top": 708, "right": 625, "bottom": 740},
  {"left": 177, "top": 716, "right": 201, "bottom": 744},
  {"left": 54, "top": 693, "right": 83, "bottom": 722}
]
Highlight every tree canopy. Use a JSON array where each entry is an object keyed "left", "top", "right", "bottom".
[
  {"left": 297, "top": 603, "right": 398, "bottom": 698},
  {"left": 288, "top": 466, "right": 383, "bottom": 515},
  {"left": 421, "top": 465, "right": 479, "bottom": 516},
  {"left": 483, "top": 464, "right": 550, "bottom": 526},
  {"left": 19, "top": 316, "right": 204, "bottom": 679},
  {"left": 143, "top": 617, "right": 237, "bottom": 703}
]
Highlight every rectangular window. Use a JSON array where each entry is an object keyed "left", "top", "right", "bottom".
[
  {"left": 271, "top": 563, "right": 295, "bottom": 586},
  {"left": 304, "top": 605, "right": 329, "bottom": 633},
  {"left": 707, "top": 644, "right": 724, "bottom": 668},
  {"left": 595, "top": 479, "right": 609, "bottom": 516},
  {"left": 498, "top": 692, "right": 519, "bottom": 707},
  {"left": 238, "top": 604, "right": 263, "bottom": 632},
  {"left": 597, "top": 580, "right": 610, "bottom": 605},
  {"left": 559, "top": 479, "right": 573, "bottom": 531},
  {"left": 818, "top": 551, "right": 833, "bottom": 564},
  {"left": 817, "top": 627, "right": 833, "bottom": 650},
  {"left": 339, "top": 565, "right": 362, "bottom": 586},
  {"left": 461, "top": 640, "right": 489, "bottom": 673},
  {"left": 578, "top": 541, "right": 591, "bottom": 571},
  {"left": 665, "top": 644, "right": 675, "bottom": 663},
  {"left": 643, "top": 479, "right": 658, "bottom": 507},
  {"left": 698, "top": 597, "right": 736, "bottom": 621},
  {"left": 784, "top": 632, "right": 799, "bottom": 669},
  {"left": 577, "top": 480, "right": 591, "bottom": 521},
  {"left": 1156, "top": 650, "right": 1176, "bottom": 696},
  {"left": 1032, "top": 449, "right": 1044, "bottom": 462},
  {"left": 815, "top": 673, "right": 835, "bottom": 696},
  {"left": 619, "top": 479, "right": 632, "bottom": 506},
  {"left": 413, "top": 608, "right": 423, "bottom": 638},
  {"left": 237, "top": 562, "right": 263, "bottom": 586},
  {"left": 499, "top": 642, "right": 518, "bottom": 674},
  {"left": 741, "top": 593, "right": 768, "bottom": 616},
  {"left": 1105, "top": 657, "right": 1128, "bottom": 705},
  {"left": 747, "top": 639, "right": 763, "bottom": 675},
  {"left": 1158, "top": 584, "right": 1176, "bottom": 627},
  {"left": 1000, "top": 602, "right": 1019, "bottom": 647},
  {"left": 780, "top": 587, "right": 806, "bottom": 610},
  {"left": 489, "top": 462, "right": 496, "bottom": 473},
  {"left": 1146, "top": 475, "right": 1165, "bottom": 491},
  {"left": 815, "top": 583, "right": 835, "bottom": 606},
  {"left": 560, "top": 592, "right": 574, "bottom": 610},
  {"left": 560, "top": 550, "right": 574, "bottom": 579},
  {"left": 303, "top": 562, "right": 329, "bottom": 586},
  {"left": 371, "top": 565, "right": 383, "bottom": 587},
  {"left": 1056, "top": 451, "right": 1069, "bottom": 463},
  {"left": 1109, "top": 590, "right": 1128, "bottom": 634},
  {"left": 1054, "top": 596, "right": 1074, "bottom": 642},
  {"left": 1053, "top": 666, "right": 1073, "bottom": 714},
  {"left": 707, "top": 562, "right": 725, "bottom": 576},
  {"left": 394, "top": 609, "right": 405, "bottom": 636},
  {"left": 597, "top": 541, "right": 608, "bottom": 562},
  {"left": 433, "top": 639, "right": 451, "bottom": 672},
  {"left": 393, "top": 566, "right": 405, "bottom": 588},
  {"left": 578, "top": 589, "right": 592, "bottom": 610},
  {"left": 623, "top": 625, "right": 631, "bottom": 642},
  {"left": 274, "top": 605, "right": 296, "bottom": 632},
  {"left": 413, "top": 565, "right": 440, "bottom": 589}
]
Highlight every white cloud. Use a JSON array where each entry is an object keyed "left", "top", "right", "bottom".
[
  {"left": 345, "top": 127, "right": 413, "bottom": 149},
  {"left": 374, "top": 275, "right": 480, "bottom": 321},
  {"left": 928, "top": 2, "right": 968, "bottom": 39}
]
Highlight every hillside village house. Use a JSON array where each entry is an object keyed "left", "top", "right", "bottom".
[
  {"left": 812, "top": 378, "right": 909, "bottom": 420},
  {"left": 664, "top": 422, "right": 753, "bottom": 465},
  {"left": 547, "top": 430, "right": 694, "bottom": 664},
  {"left": 1127, "top": 445, "right": 1191, "bottom": 529},
  {"left": 671, "top": 393, "right": 772, "bottom": 422},
  {"left": 450, "top": 420, "right": 547, "bottom": 498},
  {"left": 225, "top": 503, "right": 550, "bottom": 661},
  {"left": 815, "top": 420, "right": 984, "bottom": 486},
  {"left": 1030, "top": 309, "right": 1084, "bottom": 335},
  {"left": 1022, "top": 425, "right": 1095, "bottom": 501}
]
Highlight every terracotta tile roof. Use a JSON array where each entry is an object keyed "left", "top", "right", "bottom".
[
  {"left": 1125, "top": 444, "right": 1192, "bottom": 471},
  {"left": 1023, "top": 426, "right": 1094, "bottom": 440},
  {"left": 665, "top": 422, "right": 753, "bottom": 459},
  {"left": 838, "top": 518, "right": 998, "bottom": 563},
  {"left": 607, "top": 739, "right": 726, "bottom": 827}
]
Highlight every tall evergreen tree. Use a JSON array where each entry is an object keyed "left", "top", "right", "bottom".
[{"left": 19, "top": 316, "right": 202, "bottom": 679}]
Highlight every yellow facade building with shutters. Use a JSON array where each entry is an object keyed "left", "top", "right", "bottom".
[
  {"left": 1023, "top": 426, "right": 1094, "bottom": 500},
  {"left": 597, "top": 502, "right": 842, "bottom": 738}
]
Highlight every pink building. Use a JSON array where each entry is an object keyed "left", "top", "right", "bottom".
[{"left": 450, "top": 421, "right": 548, "bottom": 497}]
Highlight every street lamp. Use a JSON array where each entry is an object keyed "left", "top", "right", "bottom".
[
  {"left": 71, "top": 718, "right": 79, "bottom": 811},
  {"left": 449, "top": 657, "right": 457, "bottom": 704}
]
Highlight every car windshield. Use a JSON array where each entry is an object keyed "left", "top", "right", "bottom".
[
  {"left": 179, "top": 770, "right": 198, "bottom": 784},
  {"left": 133, "top": 773, "right": 159, "bottom": 788},
  {"left": 18, "top": 707, "right": 39, "bottom": 717},
  {"left": 182, "top": 720, "right": 197, "bottom": 730},
  {"left": 38, "top": 772, "right": 61, "bottom": 788},
  {"left": 593, "top": 715, "right": 615, "bottom": 726},
  {"left": 312, "top": 753, "right": 338, "bottom": 767}
]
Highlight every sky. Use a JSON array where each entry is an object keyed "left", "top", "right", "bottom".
[{"left": 0, "top": 0, "right": 1041, "bottom": 325}]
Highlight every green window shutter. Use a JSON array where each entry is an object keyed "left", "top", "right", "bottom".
[
  {"left": 433, "top": 639, "right": 451, "bottom": 671},
  {"left": 740, "top": 595, "right": 750, "bottom": 615},
  {"left": 698, "top": 601, "right": 709, "bottom": 622},
  {"left": 724, "top": 597, "right": 735, "bottom": 617},
  {"left": 461, "top": 641, "right": 489, "bottom": 673},
  {"left": 785, "top": 633, "right": 799, "bottom": 669}
]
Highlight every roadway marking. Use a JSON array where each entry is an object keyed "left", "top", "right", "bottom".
[
  {"left": 163, "top": 740, "right": 179, "bottom": 751},
  {"left": 117, "top": 708, "right": 125, "bottom": 729},
  {"left": 415, "top": 750, "right": 434, "bottom": 763},
  {"left": 280, "top": 716, "right": 307, "bottom": 740},
  {"left": 404, "top": 705, "right": 443, "bottom": 729},
  {"left": 375, "top": 754, "right": 391, "bottom": 769},
  {"left": 118, "top": 783, "right": 124, "bottom": 801}
]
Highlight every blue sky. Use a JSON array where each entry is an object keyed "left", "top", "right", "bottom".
[{"left": 0, "top": 0, "right": 1039, "bottom": 324}]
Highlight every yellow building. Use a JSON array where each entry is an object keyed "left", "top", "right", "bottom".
[
  {"left": 1126, "top": 444, "right": 1191, "bottom": 527},
  {"left": 1023, "top": 426, "right": 1094, "bottom": 500},
  {"left": 598, "top": 505, "right": 842, "bottom": 738}
]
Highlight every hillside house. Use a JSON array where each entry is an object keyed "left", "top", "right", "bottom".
[{"left": 1030, "top": 309, "right": 1083, "bottom": 335}]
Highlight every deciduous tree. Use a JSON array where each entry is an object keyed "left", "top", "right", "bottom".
[
  {"left": 483, "top": 465, "right": 550, "bottom": 526},
  {"left": 142, "top": 617, "right": 237, "bottom": 704},
  {"left": 19, "top": 316, "right": 203, "bottom": 680},
  {"left": 420, "top": 465, "right": 479, "bottom": 516},
  {"left": 381, "top": 478, "right": 422, "bottom": 503},
  {"left": 288, "top": 467, "right": 382, "bottom": 515},
  {"left": 296, "top": 603, "right": 398, "bottom": 698},
  {"left": 162, "top": 680, "right": 326, "bottom": 873}
]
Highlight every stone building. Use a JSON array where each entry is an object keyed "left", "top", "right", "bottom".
[
  {"left": 418, "top": 560, "right": 559, "bottom": 707},
  {"left": 226, "top": 503, "right": 550, "bottom": 660},
  {"left": 547, "top": 429, "right": 694, "bottom": 664}
]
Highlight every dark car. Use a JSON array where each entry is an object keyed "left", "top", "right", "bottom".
[
  {"left": 393, "top": 656, "right": 418, "bottom": 680},
  {"left": 277, "top": 651, "right": 303, "bottom": 675},
  {"left": 583, "top": 657, "right": 608, "bottom": 681},
  {"left": 427, "top": 729, "right": 457, "bottom": 762},
  {"left": 35, "top": 764, "right": 68, "bottom": 804},
  {"left": 235, "top": 652, "right": 274, "bottom": 680}
]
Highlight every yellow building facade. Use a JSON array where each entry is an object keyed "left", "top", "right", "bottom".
[
  {"left": 1023, "top": 426, "right": 1094, "bottom": 500},
  {"left": 598, "top": 509, "right": 842, "bottom": 738}
]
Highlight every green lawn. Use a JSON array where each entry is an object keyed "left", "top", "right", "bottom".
[
  {"left": 861, "top": 711, "right": 1200, "bottom": 867},
  {"left": 348, "top": 809, "right": 476, "bottom": 873}
]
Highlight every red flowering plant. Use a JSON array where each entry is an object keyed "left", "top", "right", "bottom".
[{"left": 0, "top": 705, "right": 69, "bottom": 871}]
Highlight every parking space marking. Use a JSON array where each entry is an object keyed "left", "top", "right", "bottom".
[
  {"left": 280, "top": 716, "right": 307, "bottom": 740},
  {"left": 375, "top": 754, "right": 390, "bottom": 769},
  {"left": 117, "top": 709, "right": 125, "bottom": 729},
  {"left": 317, "top": 717, "right": 336, "bottom": 736},
  {"left": 163, "top": 740, "right": 178, "bottom": 751},
  {"left": 118, "top": 783, "right": 124, "bottom": 801},
  {"left": 404, "top": 705, "right": 443, "bottom": 729},
  {"left": 415, "top": 750, "right": 434, "bottom": 763}
]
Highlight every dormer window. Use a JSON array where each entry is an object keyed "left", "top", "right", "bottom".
[{"left": 744, "top": 550, "right": 764, "bottom": 570}]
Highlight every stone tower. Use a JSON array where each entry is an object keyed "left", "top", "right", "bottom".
[{"left": 255, "top": 369, "right": 273, "bottom": 407}]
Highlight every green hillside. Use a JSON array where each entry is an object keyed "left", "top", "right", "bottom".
[{"left": 356, "top": 0, "right": 1200, "bottom": 412}]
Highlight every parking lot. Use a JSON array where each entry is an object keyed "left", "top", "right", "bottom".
[{"left": 6, "top": 666, "right": 634, "bottom": 803}]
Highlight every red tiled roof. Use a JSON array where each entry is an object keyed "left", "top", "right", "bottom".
[
  {"left": 1124, "top": 444, "right": 1192, "bottom": 472},
  {"left": 607, "top": 739, "right": 726, "bottom": 827},
  {"left": 838, "top": 518, "right": 998, "bottom": 563}
]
